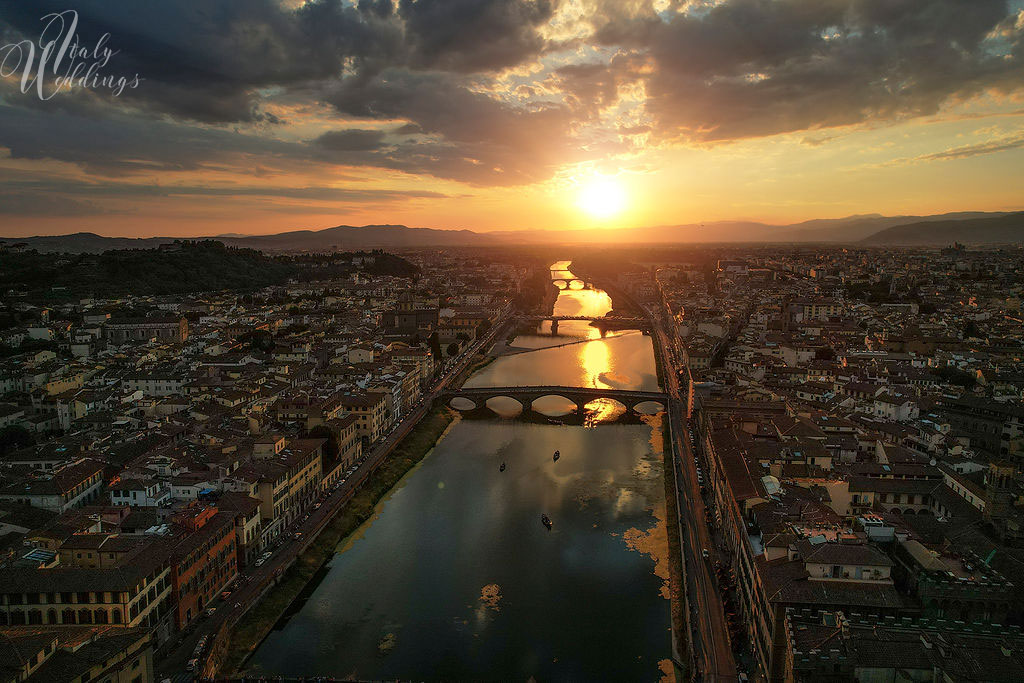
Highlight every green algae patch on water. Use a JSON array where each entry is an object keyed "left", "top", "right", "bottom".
[{"left": 335, "top": 412, "right": 461, "bottom": 555}]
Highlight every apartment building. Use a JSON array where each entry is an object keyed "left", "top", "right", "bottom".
[
  {"left": 0, "top": 458, "right": 105, "bottom": 512},
  {"left": 339, "top": 392, "right": 388, "bottom": 445},
  {"left": 105, "top": 317, "right": 188, "bottom": 344}
]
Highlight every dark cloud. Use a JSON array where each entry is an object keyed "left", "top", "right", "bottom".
[
  {"left": 317, "top": 69, "right": 584, "bottom": 184},
  {"left": 398, "top": 0, "right": 557, "bottom": 72},
  {"left": 0, "top": 0, "right": 555, "bottom": 123},
  {"left": 593, "top": 0, "right": 1024, "bottom": 142},
  {"left": 316, "top": 129, "right": 389, "bottom": 151},
  {"left": 554, "top": 62, "right": 622, "bottom": 115},
  {"left": 0, "top": 175, "right": 451, "bottom": 218},
  {"left": 0, "top": 101, "right": 300, "bottom": 174},
  {"left": 0, "top": 192, "right": 109, "bottom": 216},
  {"left": 0, "top": 0, "right": 364, "bottom": 122},
  {"left": 1, "top": 0, "right": 1023, "bottom": 200}
]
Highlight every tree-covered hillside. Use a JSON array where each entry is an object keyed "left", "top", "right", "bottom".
[{"left": 0, "top": 241, "right": 418, "bottom": 298}]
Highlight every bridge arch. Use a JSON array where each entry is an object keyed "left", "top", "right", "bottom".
[
  {"left": 531, "top": 393, "right": 585, "bottom": 416},
  {"left": 485, "top": 395, "right": 525, "bottom": 417},
  {"left": 448, "top": 396, "right": 478, "bottom": 411},
  {"left": 634, "top": 400, "right": 667, "bottom": 415}
]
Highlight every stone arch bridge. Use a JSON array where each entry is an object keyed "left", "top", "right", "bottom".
[
  {"left": 441, "top": 385, "right": 668, "bottom": 414},
  {"left": 515, "top": 315, "right": 650, "bottom": 333},
  {"left": 551, "top": 278, "right": 592, "bottom": 289}
]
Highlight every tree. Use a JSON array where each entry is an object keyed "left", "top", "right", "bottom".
[
  {"left": 239, "top": 330, "right": 275, "bottom": 352},
  {"left": 456, "top": 332, "right": 470, "bottom": 342},
  {"left": 307, "top": 425, "right": 340, "bottom": 468},
  {"left": 446, "top": 342, "right": 460, "bottom": 356},
  {"left": 429, "top": 332, "right": 442, "bottom": 362},
  {"left": 931, "top": 366, "right": 977, "bottom": 389},
  {"left": 0, "top": 426, "right": 34, "bottom": 456}
]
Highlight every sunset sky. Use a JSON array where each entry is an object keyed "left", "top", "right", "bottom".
[{"left": 1, "top": 0, "right": 1023, "bottom": 237}]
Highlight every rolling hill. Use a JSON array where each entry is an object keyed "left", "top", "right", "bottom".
[
  {"left": 218, "top": 224, "right": 496, "bottom": 250},
  {"left": 3, "top": 211, "right": 1023, "bottom": 253},
  {"left": 0, "top": 225, "right": 496, "bottom": 253},
  {"left": 861, "top": 212, "right": 1024, "bottom": 245}
]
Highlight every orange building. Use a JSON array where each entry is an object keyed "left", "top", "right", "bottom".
[{"left": 167, "top": 504, "right": 238, "bottom": 628}]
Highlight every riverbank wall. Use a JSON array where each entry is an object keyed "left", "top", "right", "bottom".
[{"left": 217, "top": 407, "right": 458, "bottom": 676}]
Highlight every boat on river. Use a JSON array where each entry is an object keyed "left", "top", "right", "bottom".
[
  {"left": 499, "top": 462, "right": 506, "bottom": 472},
  {"left": 553, "top": 450, "right": 560, "bottom": 462},
  {"left": 541, "top": 514, "right": 553, "bottom": 530}
]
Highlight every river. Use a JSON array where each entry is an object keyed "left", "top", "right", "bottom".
[{"left": 246, "top": 261, "right": 673, "bottom": 681}]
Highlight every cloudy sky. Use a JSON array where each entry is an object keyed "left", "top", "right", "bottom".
[{"left": 1, "top": 0, "right": 1023, "bottom": 237}]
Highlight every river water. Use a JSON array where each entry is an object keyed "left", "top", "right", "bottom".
[{"left": 246, "top": 261, "right": 673, "bottom": 681}]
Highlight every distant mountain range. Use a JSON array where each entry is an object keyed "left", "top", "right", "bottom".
[
  {"left": 0, "top": 225, "right": 498, "bottom": 254},
  {"left": 2, "top": 211, "right": 1022, "bottom": 253},
  {"left": 861, "top": 212, "right": 1024, "bottom": 245}
]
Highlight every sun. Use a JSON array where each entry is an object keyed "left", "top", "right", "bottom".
[{"left": 577, "top": 177, "right": 627, "bottom": 219}]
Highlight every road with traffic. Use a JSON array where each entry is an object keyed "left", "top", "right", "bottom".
[{"left": 645, "top": 301, "right": 738, "bottom": 682}]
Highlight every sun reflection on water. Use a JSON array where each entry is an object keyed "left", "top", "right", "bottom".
[{"left": 581, "top": 338, "right": 610, "bottom": 388}]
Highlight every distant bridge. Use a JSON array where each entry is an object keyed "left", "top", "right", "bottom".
[
  {"left": 551, "top": 278, "right": 592, "bottom": 289},
  {"left": 442, "top": 385, "right": 668, "bottom": 413},
  {"left": 516, "top": 315, "right": 650, "bottom": 332}
]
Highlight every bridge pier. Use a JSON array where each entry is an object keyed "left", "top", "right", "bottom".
[{"left": 564, "top": 407, "right": 585, "bottom": 425}]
